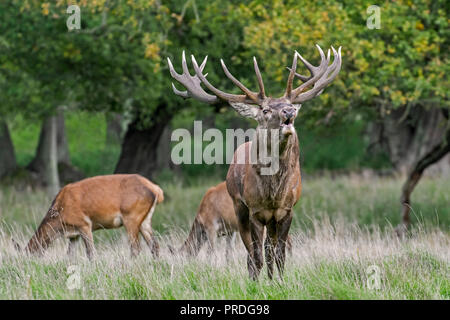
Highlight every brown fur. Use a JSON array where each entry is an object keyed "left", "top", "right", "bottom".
[
  {"left": 25, "top": 174, "right": 163, "bottom": 259},
  {"left": 226, "top": 97, "right": 302, "bottom": 280},
  {"left": 180, "top": 182, "right": 238, "bottom": 258}
]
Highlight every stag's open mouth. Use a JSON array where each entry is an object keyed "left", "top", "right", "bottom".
[
  {"left": 280, "top": 118, "right": 294, "bottom": 135},
  {"left": 281, "top": 118, "right": 293, "bottom": 127}
]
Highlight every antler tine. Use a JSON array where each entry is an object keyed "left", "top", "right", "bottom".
[
  {"left": 284, "top": 52, "right": 298, "bottom": 99},
  {"left": 253, "top": 57, "right": 266, "bottom": 99},
  {"left": 181, "top": 50, "right": 191, "bottom": 76},
  {"left": 289, "top": 44, "right": 328, "bottom": 100},
  {"left": 220, "top": 59, "right": 261, "bottom": 104},
  {"left": 313, "top": 46, "right": 342, "bottom": 97},
  {"left": 167, "top": 56, "right": 182, "bottom": 80},
  {"left": 167, "top": 52, "right": 219, "bottom": 104},
  {"left": 199, "top": 55, "right": 208, "bottom": 72},
  {"left": 191, "top": 55, "right": 252, "bottom": 104},
  {"left": 326, "top": 46, "right": 342, "bottom": 80},
  {"left": 171, "top": 82, "right": 189, "bottom": 98},
  {"left": 287, "top": 48, "right": 331, "bottom": 82},
  {"left": 292, "top": 46, "right": 342, "bottom": 104},
  {"left": 286, "top": 48, "right": 331, "bottom": 83},
  {"left": 285, "top": 66, "right": 309, "bottom": 82}
]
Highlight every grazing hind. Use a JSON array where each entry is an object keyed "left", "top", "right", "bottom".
[
  {"left": 180, "top": 182, "right": 238, "bottom": 259},
  {"left": 22, "top": 174, "right": 163, "bottom": 259}
]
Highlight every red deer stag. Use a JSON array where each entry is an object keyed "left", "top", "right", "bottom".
[
  {"left": 168, "top": 45, "right": 342, "bottom": 279},
  {"left": 21, "top": 174, "right": 163, "bottom": 259},
  {"left": 179, "top": 181, "right": 292, "bottom": 260}
]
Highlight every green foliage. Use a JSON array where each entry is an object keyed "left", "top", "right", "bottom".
[
  {"left": 232, "top": 0, "right": 449, "bottom": 124},
  {"left": 1, "top": 0, "right": 448, "bottom": 177},
  {"left": 1, "top": 1, "right": 448, "bottom": 118}
]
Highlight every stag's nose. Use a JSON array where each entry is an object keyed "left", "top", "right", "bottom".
[{"left": 282, "top": 107, "right": 296, "bottom": 119}]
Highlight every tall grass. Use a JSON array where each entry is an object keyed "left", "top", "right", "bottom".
[
  {"left": 0, "top": 218, "right": 448, "bottom": 299},
  {"left": 0, "top": 176, "right": 448, "bottom": 299}
]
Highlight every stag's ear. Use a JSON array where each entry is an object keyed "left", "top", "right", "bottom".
[
  {"left": 293, "top": 104, "right": 302, "bottom": 111},
  {"left": 229, "top": 102, "right": 260, "bottom": 120}
]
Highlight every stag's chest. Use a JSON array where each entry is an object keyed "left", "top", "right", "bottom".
[{"left": 244, "top": 170, "right": 298, "bottom": 211}]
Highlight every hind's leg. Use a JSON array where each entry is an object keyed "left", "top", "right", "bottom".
[
  {"left": 225, "top": 231, "right": 237, "bottom": 261},
  {"left": 140, "top": 227, "right": 159, "bottom": 258},
  {"left": 286, "top": 235, "right": 293, "bottom": 257},
  {"left": 139, "top": 200, "right": 159, "bottom": 258},
  {"left": 79, "top": 226, "right": 95, "bottom": 260},
  {"left": 205, "top": 225, "right": 217, "bottom": 254},
  {"left": 123, "top": 219, "right": 141, "bottom": 258},
  {"left": 67, "top": 236, "right": 80, "bottom": 257}
]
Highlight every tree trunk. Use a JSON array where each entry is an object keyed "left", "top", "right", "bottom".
[
  {"left": 156, "top": 124, "right": 172, "bottom": 171},
  {"left": 395, "top": 109, "right": 450, "bottom": 236},
  {"left": 0, "top": 120, "right": 17, "bottom": 178},
  {"left": 27, "top": 116, "right": 60, "bottom": 197},
  {"left": 114, "top": 104, "right": 171, "bottom": 180},
  {"left": 368, "top": 105, "right": 450, "bottom": 174},
  {"left": 396, "top": 127, "right": 450, "bottom": 236},
  {"left": 54, "top": 109, "right": 85, "bottom": 184},
  {"left": 56, "top": 109, "right": 70, "bottom": 165},
  {"left": 106, "top": 113, "right": 124, "bottom": 145}
]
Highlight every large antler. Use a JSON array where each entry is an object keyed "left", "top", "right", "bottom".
[
  {"left": 286, "top": 46, "right": 342, "bottom": 104},
  {"left": 168, "top": 51, "right": 266, "bottom": 105},
  {"left": 167, "top": 51, "right": 218, "bottom": 104}
]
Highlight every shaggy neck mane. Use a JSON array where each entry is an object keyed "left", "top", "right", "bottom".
[{"left": 252, "top": 129, "right": 300, "bottom": 203}]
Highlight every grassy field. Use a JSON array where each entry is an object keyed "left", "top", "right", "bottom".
[{"left": 0, "top": 175, "right": 448, "bottom": 299}]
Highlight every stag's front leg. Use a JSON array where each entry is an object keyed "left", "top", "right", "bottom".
[
  {"left": 265, "top": 219, "right": 277, "bottom": 280},
  {"left": 249, "top": 216, "right": 265, "bottom": 280},
  {"left": 234, "top": 200, "right": 252, "bottom": 254},
  {"left": 275, "top": 212, "right": 293, "bottom": 278}
]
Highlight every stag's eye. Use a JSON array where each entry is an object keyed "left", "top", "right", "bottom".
[{"left": 263, "top": 109, "right": 270, "bottom": 115}]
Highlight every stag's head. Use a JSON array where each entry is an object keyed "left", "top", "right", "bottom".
[{"left": 168, "top": 45, "right": 342, "bottom": 137}]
